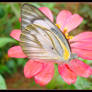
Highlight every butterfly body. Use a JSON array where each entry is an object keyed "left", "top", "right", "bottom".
[{"left": 20, "top": 4, "right": 76, "bottom": 63}]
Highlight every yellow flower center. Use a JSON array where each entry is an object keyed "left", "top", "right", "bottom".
[
  {"left": 56, "top": 24, "right": 61, "bottom": 29},
  {"left": 55, "top": 24, "right": 74, "bottom": 61},
  {"left": 56, "top": 24, "right": 73, "bottom": 40},
  {"left": 56, "top": 24, "right": 74, "bottom": 61}
]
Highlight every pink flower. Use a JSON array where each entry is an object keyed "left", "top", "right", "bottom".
[{"left": 8, "top": 7, "right": 92, "bottom": 86}]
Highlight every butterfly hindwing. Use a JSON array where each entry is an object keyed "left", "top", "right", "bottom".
[{"left": 20, "top": 24, "right": 63, "bottom": 60}]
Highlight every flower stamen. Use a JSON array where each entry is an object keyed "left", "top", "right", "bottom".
[
  {"left": 55, "top": 24, "right": 61, "bottom": 29},
  {"left": 56, "top": 24, "right": 74, "bottom": 40},
  {"left": 63, "top": 27, "right": 74, "bottom": 40},
  {"left": 63, "top": 27, "right": 68, "bottom": 34}
]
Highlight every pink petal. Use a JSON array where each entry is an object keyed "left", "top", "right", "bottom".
[
  {"left": 70, "top": 59, "right": 92, "bottom": 78},
  {"left": 10, "top": 29, "right": 21, "bottom": 41},
  {"left": 70, "top": 32, "right": 92, "bottom": 55},
  {"left": 70, "top": 32, "right": 92, "bottom": 42},
  {"left": 56, "top": 10, "right": 72, "bottom": 31},
  {"left": 65, "top": 14, "right": 83, "bottom": 32},
  {"left": 8, "top": 46, "right": 27, "bottom": 58},
  {"left": 34, "top": 62, "right": 54, "bottom": 86},
  {"left": 72, "top": 48, "right": 92, "bottom": 60},
  {"left": 58, "top": 64, "right": 77, "bottom": 85},
  {"left": 71, "top": 42, "right": 92, "bottom": 51},
  {"left": 19, "top": 18, "right": 21, "bottom": 22},
  {"left": 39, "top": 7, "right": 53, "bottom": 22},
  {"left": 24, "top": 60, "right": 43, "bottom": 78}
]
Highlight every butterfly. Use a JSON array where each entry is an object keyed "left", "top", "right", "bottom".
[{"left": 20, "top": 4, "right": 76, "bottom": 64}]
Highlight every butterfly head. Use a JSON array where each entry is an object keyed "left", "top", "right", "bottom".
[{"left": 56, "top": 53, "right": 78, "bottom": 64}]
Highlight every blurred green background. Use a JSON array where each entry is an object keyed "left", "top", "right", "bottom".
[{"left": 0, "top": 2, "right": 92, "bottom": 90}]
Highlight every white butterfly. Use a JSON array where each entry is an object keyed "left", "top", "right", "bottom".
[{"left": 20, "top": 4, "right": 76, "bottom": 63}]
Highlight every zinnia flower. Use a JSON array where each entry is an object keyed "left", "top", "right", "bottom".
[{"left": 8, "top": 7, "right": 92, "bottom": 86}]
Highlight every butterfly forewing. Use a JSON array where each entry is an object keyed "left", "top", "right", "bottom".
[{"left": 20, "top": 4, "right": 72, "bottom": 62}]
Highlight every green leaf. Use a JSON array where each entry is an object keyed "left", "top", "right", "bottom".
[
  {"left": 78, "top": 57, "right": 92, "bottom": 64},
  {"left": 30, "top": 3, "right": 41, "bottom": 8},
  {"left": 74, "top": 76, "right": 92, "bottom": 89},
  {"left": 6, "top": 60, "right": 17, "bottom": 73},
  {"left": 10, "top": 3, "right": 20, "bottom": 19},
  {"left": 0, "top": 65, "right": 12, "bottom": 75},
  {"left": 16, "top": 58, "right": 27, "bottom": 67},
  {"left": 79, "top": 5, "right": 90, "bottom": 14},
  {"left": 0, "top": 37, "right": 17, "bottom": 48},
  {"left": 0, "top": 74, "right": 7, "bottom": 89},
  {"left": 0, "top": 6, "right": 5, "bottom": 18}
]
